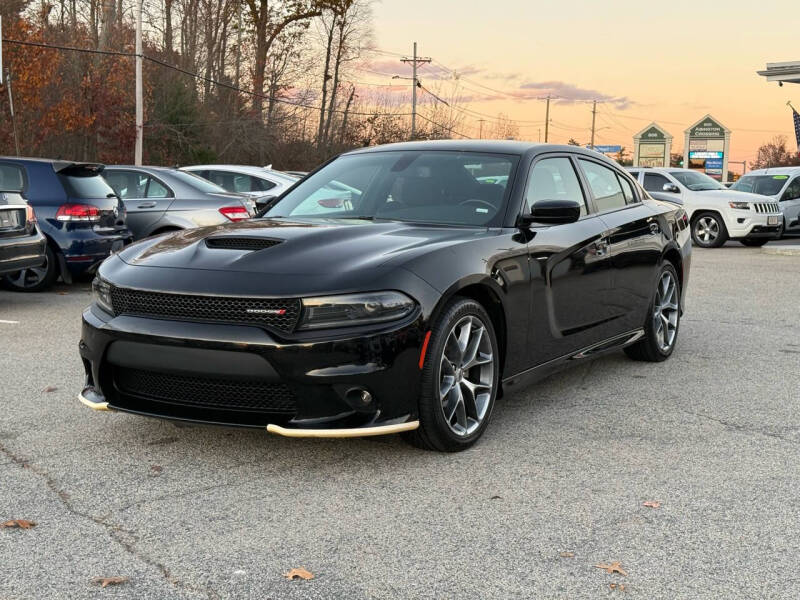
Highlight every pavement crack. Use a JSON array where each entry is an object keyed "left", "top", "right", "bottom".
[
  {"left": 683, "top": 411, "right": 800, "bottom": 445},
  {"left": 0, "top": 441, "right": 217, "bottom": 599}
]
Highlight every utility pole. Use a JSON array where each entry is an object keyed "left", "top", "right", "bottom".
[
  {"left": 538, "top": 128, "right": 541, "bottom": 143},
  {"left": 401, "top": 42, "right": 431, "bottom": 140},
  {"left": 478, "top": 119, "right": 486, "bottom": 139},
  {"left": 134, "top": 0, "right": 143, "bottom": 166},
  {"left": 589, "top": 100, "right": 597, "bottom": 150},
  {"left": 543, "top": 96, "right": 551, "bottom": 142},
  {"left": 5, "top": 68, "right": 20, "bottom": 156}
]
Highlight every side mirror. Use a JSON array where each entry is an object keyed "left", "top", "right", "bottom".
[
  {"left": 519, "top": 199, "right": 582, "bottom": 226},
  {"left": 662, "top": 183, "right": 681, "bottom": 193}
]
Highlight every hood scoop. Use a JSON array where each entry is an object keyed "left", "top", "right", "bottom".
[{"left": 205, "top": 237, "right": 283, "bottom": 251}]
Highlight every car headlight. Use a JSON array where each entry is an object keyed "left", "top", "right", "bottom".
[
  {"left": 729, "top": 201, "right": 750, "bottom": 210},
  {"left": 91, "top": 276, "right": 114, "bottom": 314},
  {"left": 298, "top": 291, "right": 415, "bottom": 330}
]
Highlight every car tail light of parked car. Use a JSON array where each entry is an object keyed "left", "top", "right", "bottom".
[
  {"left": 25, "top": 205, "right": 37, "bottom": 224},
  {"left": 218, "top": 205, "right": 250, "bottom": 222},
  {"left": 55, "top": 203, "right": 102, "bottom": 222}
]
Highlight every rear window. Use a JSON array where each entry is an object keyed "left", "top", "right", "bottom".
[
  {"left": 0, "top": 164, "right": 25, "bottom": 192},
  {"left": 58, "top": 169, "right": 116, "bottom": 199}
]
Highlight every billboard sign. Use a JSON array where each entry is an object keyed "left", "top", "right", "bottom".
[{"left": 591, "top": 145, "right": 622, "bottom": 153}]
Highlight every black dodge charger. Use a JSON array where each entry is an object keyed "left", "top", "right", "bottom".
[{"left": 79, "top": 141, "right": 691, "bottom": 451}]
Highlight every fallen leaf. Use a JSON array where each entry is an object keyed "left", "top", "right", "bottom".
[
  {"left": 643, "top": 501, "right": 661, "bottom": 509},
  {"left": 57, "top": 291, "right": 68, "bottom": 296},
  {"left": 43, "top": 386, "right": 58, "bottom": 393},
  {"left": 92, "top": 576, "right": 129, "bottom": 588},
  {"left": 610, "top": 583, "right": 627, "bottom": 591},
  {"left": 2, "top": 519, "right": 37, "bottom": 529},
  {"left": 285, "top": 567, "right": 314, "bottom": 581},
  {"left": 559, "top": 552, "right": 575, "bottom": 558},
  {"left": 150, "top": 465, "right": 163, "bottom": 473},
  {"left": 595, "top": 561, "right": 628, "bottom": 576}
]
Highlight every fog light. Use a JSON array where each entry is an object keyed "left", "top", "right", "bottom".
[{"left": 345, "top": 387, "right": 373, "bottom": 407}]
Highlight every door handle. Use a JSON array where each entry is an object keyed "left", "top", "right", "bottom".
[
  {"left": 593, "top": 239, "right": 609, "bottom": 256},
  {"left": 137, "top": 202, "right": 157, "bottom": 209},
  {"left": 649, "top": 222, "right": 660, "bottom": 235}
]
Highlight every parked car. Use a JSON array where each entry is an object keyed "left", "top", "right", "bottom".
[
  {"left": 0, "top": 183, "right": 47, "bottom": 283},
  {"left": 102, "top": 166, "right": 254, "bottom": 240},
  {"left": 0, "top": 158, "right": 132, "bottom": 291},
  {"left": 180, "top": 165, "right": 298, "bottom": 214},
  {"left": 730, "top": 167, "right": 800, "bottom": 236},
  {"left": 79, "top": 141, "right": 691, "bottom": 451},
  {"left": 627, "top": 167, "right": 782, "bottom": 247}
]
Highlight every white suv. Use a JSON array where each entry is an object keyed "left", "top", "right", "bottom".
[
  {"left": 627, "top": 167, "right": 783, "bottom": 248},
  {"left": 729, "top": 167, "right": 800, "bottom": 237}
]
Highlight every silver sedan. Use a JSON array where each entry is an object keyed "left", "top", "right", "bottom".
[{"left": 103, "top": 166, "right": 254, "bottom": 240}]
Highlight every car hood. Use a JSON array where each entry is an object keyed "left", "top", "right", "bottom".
[
  {"left": 116, "top": 218, "right": 489, "bottom": 276},
  {"left": 689, "top": 189, "right": 769, "bottom": 203}
]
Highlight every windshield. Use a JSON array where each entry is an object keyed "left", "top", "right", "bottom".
[
  {"left": 730, "top": 175, "right": 788, "bottom": 197},
  {"left": 170, "top": 170, "right": 230, "bottom": 193},
  {"left": 266, "top": 151, "right": 518, "bottom": 227},
  {"left": 669, "top": 170, "right": 725, "bottom": 191}
]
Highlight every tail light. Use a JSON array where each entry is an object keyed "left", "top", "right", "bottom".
[
  {"left": 219, "top": 206, "right": 250, "bottom": 222},
  {"left": 25, "top": 205, "right": 37, "bottom": 224},
  {"left": 56, "top": 203, "right": 101, "bottom": 222}
]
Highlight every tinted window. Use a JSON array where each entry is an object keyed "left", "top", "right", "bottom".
[
  {"left": 526, "top": 157, "right": 586, "bottom": 216},
  {"left": 147, "top": 178, "right": 171, "bottom": 198},
  {"left": 105, "top": 171, "right": 148, "bottom": 199},
  {"left": 0, "top": 164, "right": 24, "bottom": 192},
  {"left": 268, "top": 151, "right": 518, "bottom": 227},
  {"left": 233, "top": 174, "right": 275, "bottom": 193},
  {"left": 171, "top": 170, "right": 229, "bottom": 193},
  {"left": 579, "top": 159, "right": 627, "bottom": 211},
  {"left": 59, "top": 170, "right": 116, "bottom": 199},
  {"left": 618, "top": 175, "right": 637, "bottom": 204},
  {"left": 783, "top": 177, "right": 800, "bottom": 201},
  {"left": 643, "top": 173, "right": 671, "bottom": 192}
]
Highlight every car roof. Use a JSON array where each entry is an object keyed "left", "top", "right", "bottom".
[
  {"left": 743, "top": 166, "right": 800, "bottom": 176},
  {"left": 182, "top": 164, "right": 298, "bottom": 181}
]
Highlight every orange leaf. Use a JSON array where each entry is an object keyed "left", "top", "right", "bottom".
[
  {"left": 2, "top": 519, "right": 37, "bottom": 529},
  {"left": 43, "top": 386, "right": 58, "bottom": 393},
  {"left": 559, "top": 551, "right": 575, "bottom": 558},
  {"left": 595, "top": 561, "right": 628, "bottom": 576},
  {"left": 285, "top": 567, "right": 314, "bottom": 581},
  {"left": 643, "top": 501, "right": 661, "bottom": 509},
  {"left": 92, "top": 576, "right": 129, "bottom": 588}
]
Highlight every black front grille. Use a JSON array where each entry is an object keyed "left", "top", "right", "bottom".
[
  {"left": 206, "top": 237, "right": 282, "bottom": 251},
  {"left": 114, "top": 368, "right": 297, "bottom": 414},
  {"left": 109, "top": 286, "right": 301, "bottom": 332}
]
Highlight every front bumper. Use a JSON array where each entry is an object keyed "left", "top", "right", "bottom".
[
  {"left": 727, "top": 212, "right": 783, "bottom": 240},
  {"left": 78, "top": 305, "right": 425, "bottom": 435}
]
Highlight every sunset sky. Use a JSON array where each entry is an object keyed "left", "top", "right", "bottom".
[{"left": 365, "top": 0, "right": 799, "bottom": 171}]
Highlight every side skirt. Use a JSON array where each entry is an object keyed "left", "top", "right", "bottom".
[{"left": 502, "top": 328, "right": 644, "bottom": 390}]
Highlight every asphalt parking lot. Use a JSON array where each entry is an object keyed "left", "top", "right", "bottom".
[{"left": 1, "top": 243, "right": 799, "bottom": 599}]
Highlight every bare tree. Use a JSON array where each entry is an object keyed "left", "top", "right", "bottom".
[{"left": 750, "top": 136, "right": 800, "bottom": 170}]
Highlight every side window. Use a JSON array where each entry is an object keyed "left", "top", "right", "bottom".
[
  {"left": 0, "top": 164, "right": 25, "bottom": 192},
  {"left": 618, "top": 174, "right": 637, "bottom": 204},
  {"left": 643, "top": 173, "right": 672, "bottom": 192},
  {"left": 105, "top": 170, "right": 147, "bottom": 199},
  {"left": 628, "top": 170, "right": 640, "bottom": 180},
  {"left": 146, "top": 177, "right": 171, "bottom": 198},
  {"left": 525, "top": 157, "right": 587, "bottom": 216},
  {"left": 783, "top": 177, "right": 800, "bottom": 201},
  {"left": 254, "top": 177, "right": 276, "bottom": 192},
  {"left": 578, "top": 159, "right": 627, "bottom": 212}
]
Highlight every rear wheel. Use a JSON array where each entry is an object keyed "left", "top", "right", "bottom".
[
  {"left": 1, "top": 244, "right": 59, "bottom": 292},
  {"left": 740, "top": 239, "right": 769, "bottom": 247},
  {"left": 624, "top": 263, "right": 681, "bottom": 362},
  {"left": 404, "top": 298, "right": 500, "bottom": 452},
  {"left": 691, "top": 212, "right": 728, "bottom": 248}
]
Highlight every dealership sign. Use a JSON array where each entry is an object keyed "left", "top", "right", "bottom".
[
  {"left": 684, "top": 114, "right": 731, "bottom": 182},
  {"left": 633, "top": 122, "right": 672, "bottom": 168}
]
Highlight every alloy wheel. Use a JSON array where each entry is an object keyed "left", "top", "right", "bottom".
[
  {"left": 438, "top": 315, "right": 495, "bottom": 437},
  {"left": 695, "top": 216, "right": 719, "bottom": 245},
  {"left": 653, "top": 271, "right": 679, "bottom": 352},
  {"left": 5, "top": 255, "right": 49, "bottom": 289}
]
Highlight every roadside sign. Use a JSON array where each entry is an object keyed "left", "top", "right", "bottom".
[{"left": 589, "top": 145, "right": 622, "bottom": 153}]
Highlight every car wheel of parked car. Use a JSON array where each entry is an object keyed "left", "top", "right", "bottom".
[
  {"left": 2, "top": 244, "right": 59, "bottom": 292},
  {"left": 691, "top": 212, "right": 728, "bottom": 248},
  {"left": 624, "top": 262, "right": 681, "bottom": 362},
  {"left": 739, "top": 239, "right": 769, "bottom": 247},
  {"left": 405, "top": 298, "right": 499, "bottom": 452}
]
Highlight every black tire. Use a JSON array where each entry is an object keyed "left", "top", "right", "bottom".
[
  {"left": 403, "top": 297, "right": 500, "bottom": 452},
  {"left": 624, "top": 262, "right": 681, "bottom": 362},
  {"left": 691, "top": 212, "right": 728, "bottom": 248},
  {"left": 739, "top": 239, "right": 769, "bottom": 247},
  {"left": 1, "top": 244, "right": 59, "bottom": 292}
]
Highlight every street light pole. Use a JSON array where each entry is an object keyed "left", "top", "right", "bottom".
[
  {"left": 401, "top": 42, "right": 431, "bottom": 140},
  {"left": 134, "top": 0, "right": 143, "bottom": 166}
]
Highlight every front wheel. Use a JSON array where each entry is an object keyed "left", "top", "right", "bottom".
[
  {"left": 740, "top": 239, "right": 769, "bottom": 247},
  {"left": 624, "top": 263, "right": 681, "bottom": 362},
  {"left": 691, "top": 212, "right": 728, "bottom": 248},
  {"left": 404, "top": 298, "right": 500, "bottom": 452}
]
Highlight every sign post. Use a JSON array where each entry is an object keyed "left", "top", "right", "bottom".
[
  {"left": 633, "top": 123, "right": 672, "bottom": 167},
  {"left": 683, "top": 115, "right": 731, "bottom": 182}
]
